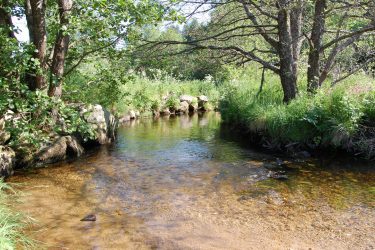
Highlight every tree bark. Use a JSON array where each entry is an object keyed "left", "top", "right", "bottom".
[
  {"left": 290, "top": 0, "right": 304, "bottom": 77},
  {"left": 48, "top": 0, "right": 73, "bottom": 98},
  {"left": 25, "top": 0, "right": 48, "bottom": 90},
  {"left": 307, "top": 0, "right": 326, "bottom": 92},
  {"left": 25, "top": 0, "right": 34, "bottom": 42},
  {"left": 277, "top": 0, "right": 298, "bottom": 103}
]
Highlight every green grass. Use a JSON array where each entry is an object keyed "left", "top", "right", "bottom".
[
  {"left": 0, "top": 180, "right": 35, "bottom": 250},
  {"left": 65, "top": 61, "right": 375, "bottom": 158},
  {"left": 65, "top": 71, "right": 221, "bottom": 116},
  {"left": 220, "top": 67, "right": 375, "bottom": 158},
  {"left": 112, "top": 75, "right": 220, "bottom": 115}
]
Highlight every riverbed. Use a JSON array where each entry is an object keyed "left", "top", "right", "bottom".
[{"left": 9, "top": 112, "right": 375, "bottom": 249}]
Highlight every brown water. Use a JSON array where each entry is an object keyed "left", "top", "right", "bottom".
[{"left": 9, "top": 112, "right": 375, "bottom": 249}]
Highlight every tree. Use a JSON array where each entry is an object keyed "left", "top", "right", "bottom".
[
  {"left": 132, "top": 23, "right": 227, "bottom": 80},
  {"left": 307, "top": 0, "right": 375, "bottom": 91},
  {"left": 47, "top": 0, "right": 72, "bottom": 97},
  {"left": 25, "top": 0, "right": 48, "bottom": 90},
  {"left": 144, "top": 0, "right": 375, "bottom": 102},
  {"left": 4, "top": 0, "right": 172, "bottom": 97}
]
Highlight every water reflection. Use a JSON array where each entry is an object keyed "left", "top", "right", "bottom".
[{"left": 9, "top": 112, "right": 375, "bottom": 249}]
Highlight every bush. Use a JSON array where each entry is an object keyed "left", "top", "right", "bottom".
[
  {"left": 0, "top": 31, "right": 94, "bottom": 149},
  {"left": 220, "top": 67, "right": 375, "bottom": 157},
  {"left": 165, "top": 96, "right": 180, "bottom": 111},
  {"left": 362, "top": 92, "right": 375, "bottom": 125},
  {"left": 0, "top": 83, "right": 95, "bottom": 148}
]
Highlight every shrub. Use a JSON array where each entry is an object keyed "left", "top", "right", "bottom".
[
  {"left": 0, "top": 38, "right": 95, "bottom": 149},
  {"left": 165, "top": 96, "right": 180, "bottom": 111},
  {"left": 219, "top": 68, "right": 375, "bottom": 157}
]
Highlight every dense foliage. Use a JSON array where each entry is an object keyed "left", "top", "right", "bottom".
[
  {"left": 0, "top": 29, "right": 94, "bottom": 148},
  {"left": 64, "top": 58, "right": 221, "bottom": 116},
  {"left": 220, "top": 66, "right": 375, "bottom": 158}
]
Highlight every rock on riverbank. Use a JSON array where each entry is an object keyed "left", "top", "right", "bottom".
[
  {"left": 0, "top": 104, "right": 117, "bottom": 177},
  {"left": 118, "top": 94, "right": 214, "bottom": 123}
]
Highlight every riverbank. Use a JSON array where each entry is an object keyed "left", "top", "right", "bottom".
[
  {"left": 65, "top": 74, "right": 221, "bottom": 118},
  {"left": 220, "top": 73, "right": 375, "bottom": 159},
  {"left": 1, "top": 73, "right": 218, "bottom": 179},
  {"left": 0, "top": 103, "right": 117, "bottom": 178}
]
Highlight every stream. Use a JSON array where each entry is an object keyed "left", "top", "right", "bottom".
[{"left": 9, "top": 112, "right": 375, "bottom": 249}]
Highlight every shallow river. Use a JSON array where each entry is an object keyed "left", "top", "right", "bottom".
[{"left": 9, "top": 112, "right": 375, "bottom": 249}]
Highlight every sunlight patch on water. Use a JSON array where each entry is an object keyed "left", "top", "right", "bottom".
[{"left": 8, "top": 112, "right": 375, "bottom": 249}]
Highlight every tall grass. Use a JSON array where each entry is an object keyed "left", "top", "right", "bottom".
[
  {"left": 0, "top": 180, "right": 35, "bottom": 249},
  {"left": 113, "top": 74, "right": 221, "bottom": 115},
  {"left": 65, "top": 69, "right": 221, "bottom": 116},
  {"left": 220, "top": 67, "right": 375, "bottom": 158}
]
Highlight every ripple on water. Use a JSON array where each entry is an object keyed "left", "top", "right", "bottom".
[{"left": 9, "top": 112, "right": 375, "bottom": 249}]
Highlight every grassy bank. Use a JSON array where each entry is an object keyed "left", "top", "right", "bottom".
[
  {"left": 0, "top": 180, "right": 34, "bottom": 249},
  {"left": 65, "top": 71, "right": 221, "bottom": 117},
  {"left": 220, "top": 68, "right": 375, "bottom": 158},
  {"left": 112, "top": 75, "right": 221, "bottom": 115}
]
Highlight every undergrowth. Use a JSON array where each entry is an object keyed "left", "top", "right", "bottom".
[
  {"left": 64, "top": 66, "right": 221, "bottom": 116},
  {"left": 220, "top": 68, "right": 375, "bottom": 158}
]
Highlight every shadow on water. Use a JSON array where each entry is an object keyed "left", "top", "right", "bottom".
[{"left": 8, "top": 112, "right": 375, "bottom": 249}]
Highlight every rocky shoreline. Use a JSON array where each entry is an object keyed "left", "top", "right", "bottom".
[
  {"left": 0, "top": 104, "right": 117, "bottom": 178},
  {"left": 0, "top": 94, "right": 214, "bottom": 178},
  {"left": 118, "top": 94, "right": 214, "bottom": 123}
]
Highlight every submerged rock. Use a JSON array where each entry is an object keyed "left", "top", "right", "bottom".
[
  {"left": 267, "top": 170, "right": 288, "bottom": 180},
  {"left": 0, "top": 146, "right": 15, "bottom": 177},
  {"left": 80, "top": 214, "right": 96, "bottom": 222},
  {"left": 275, "top": 158, "right": 288, "bottom": 167},
  {"left": 296, "top": 150, "right": 311, "bottom": 158}
]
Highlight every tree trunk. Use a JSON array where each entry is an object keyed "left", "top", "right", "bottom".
[
  {"left": 25, "top": 0, "right": 48, "bottom": 90},
  {"left": 290, "top": 0, "right": 304, "bottom": 77},
  {"left": 277, "top": 0, "right": 298, "bottom": 103},
  {"left": 307, "top": 0, "right": 326, "bottom": 92},
  {"left": 0, "top": 0, "right": 16, "bottom": 38},
  {"left": 48, "top": 0, "right": 72, "bottom": 98},
  {"left": 25, "top": 0, "right": 34, "bottom": 42}
]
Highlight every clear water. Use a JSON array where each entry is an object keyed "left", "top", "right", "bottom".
[{"left": 9, "top": 113, "right": 375, "bottom": 249}]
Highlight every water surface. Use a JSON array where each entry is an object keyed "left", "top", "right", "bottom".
[{"left": 10, "top": 113, "right": 375, "bottom": 249}]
